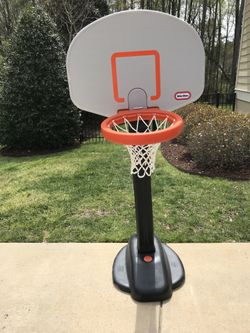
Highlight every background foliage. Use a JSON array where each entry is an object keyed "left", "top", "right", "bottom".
[
  {"left": 0, "top": 5, "right": 80, "bottom": 149},
  {"left": 0, "top": 0, "right": 245, "bottom": 95},
  {"left": 188, "top": 113, "right": 250, "bottom": 168},
  {"left": 175, "top": 103, "right": 250, "bottom": 169}
]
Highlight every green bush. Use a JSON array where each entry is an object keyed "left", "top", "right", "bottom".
[
  {"left": 182, "top": 104, "right": 233, "bottom": 145},
  {"left": 0, "top": 6, "right": 80, "bottom": 150},
  {"left": 174, "top": 103, "right": 232, "bottom": 145},
  {"left": 188, "top": 114, "right": 250, "bottom": 169},
  {"left": 175, "top": 103, "right": 208, "bottom": 120}
]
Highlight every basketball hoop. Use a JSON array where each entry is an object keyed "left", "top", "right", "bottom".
[
  {"left": 66, "top": 9, "right": 205, "bottom": 302},
  {"left": 101, "top": 108, "right": 184, "bottom": 178}
]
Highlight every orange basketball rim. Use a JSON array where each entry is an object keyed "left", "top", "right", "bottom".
[{"left": 101, "top": 108, "right": 184, "bottom": 146}]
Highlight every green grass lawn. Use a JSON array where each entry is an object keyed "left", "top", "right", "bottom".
[{"left": 0, "top": 142, "right": 249, "bottom": 242}]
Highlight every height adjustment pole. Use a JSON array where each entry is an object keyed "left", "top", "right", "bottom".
[
  {"left": 128, "top": 90, "right": 155, "bottom": 253},
  {"left": 133, "top": 174, "right": 155, "bottom": 253}
]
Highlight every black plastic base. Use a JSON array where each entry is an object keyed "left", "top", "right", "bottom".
[{"left": 113, "top": 235, "right": 185, "bottom": 302}]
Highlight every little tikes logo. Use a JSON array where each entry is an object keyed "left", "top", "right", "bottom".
[{"left": 175, "top": 91, "right": 191, "bottom": 100}]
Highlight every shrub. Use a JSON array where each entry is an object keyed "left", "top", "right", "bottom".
[
  {"left": 175, "top": 103, "right": 232, "bottom": 145},
  {"left": 0, "top": 6, "right": 80, "bottom": 150},
  {"left": 188, "top": 114, "right": 250, "bottom": 169},
  {"left": 184, "top": 105, "right": 233, "bottom": 145},
  {"left": 174, "top": 103, "right": 201, "bottom": 144},
  {"left": 175, "top": 103, "right": 207, "bottom": 120}
]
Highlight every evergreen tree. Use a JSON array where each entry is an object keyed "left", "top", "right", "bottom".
[{"left": 0, "top": 5, "right": 80, "bottom": 150}]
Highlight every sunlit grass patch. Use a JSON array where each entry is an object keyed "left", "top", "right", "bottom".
[{"left": 0, "top": 142, "right": 249, "bottom": 242}]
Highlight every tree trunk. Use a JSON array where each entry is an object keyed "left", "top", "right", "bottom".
[
  {"left": 209, "top": 0, "right": 218, "bottom": 93},
  {"left": 215, "top": 0, "right": 222, "bottom": 93},
  {"left": 171, "top": 0, "right": 176, "bottom": 16},
  {"left": 161, "top": 0, "right": 165, "bottom": 12},
  {"left": 205, "top": 4, "right": 212, "bottom": 94},
  {"left": 187, "top": 0, "right": 193, "bottom": 23},
  {"left": 220, "top": 2, "right": 231, "bottom": 92},
  {"left": 231, "top": 0, "right": 245, "bottom": 91},
  {"left": 177, "top": 0, "right": 181, "bottom": 17},
  {"left": 200, "top": 0, "right": 207, "bottom": 42},
  {"left": 184, "top": 0, "right": 188, "bottom": 21}
]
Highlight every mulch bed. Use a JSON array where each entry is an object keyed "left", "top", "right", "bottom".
[{"left": 161, "top": 141, "right": 250, "bottom": 181}]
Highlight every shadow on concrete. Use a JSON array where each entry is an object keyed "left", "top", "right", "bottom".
[{"left": 134, "top": 303, "right": 159, "bottom": 333}]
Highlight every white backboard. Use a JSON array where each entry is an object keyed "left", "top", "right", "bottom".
[{"left": 67, "top": 10, "right": 205, "bottom": 117}]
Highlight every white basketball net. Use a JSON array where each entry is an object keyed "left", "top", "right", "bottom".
[{"left": 112, "top": 114, "right": 171, "bottom": 178}]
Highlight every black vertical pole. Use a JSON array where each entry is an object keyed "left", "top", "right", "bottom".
[
  {"left": 133, "top": 174, "right": 155, "bottom": 253},
  {"left": 127, "top": 98, "right": 155, "bottom": 254}
]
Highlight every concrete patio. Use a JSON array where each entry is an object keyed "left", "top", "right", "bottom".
[{"left": 0, "top": 243, "right": 249, "bottom": 333}]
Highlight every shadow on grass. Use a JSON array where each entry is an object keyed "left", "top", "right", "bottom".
[{"left": 0, "top": 142, "right": 81, "bottom": 158}]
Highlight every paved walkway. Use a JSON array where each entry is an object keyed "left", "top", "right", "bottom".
[{"left": 0, "top": 243, "right": 249, "bottom": 333}]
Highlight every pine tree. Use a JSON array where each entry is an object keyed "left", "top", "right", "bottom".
[{"left": 0, "top": 5, "right": 80, "bottom": 150}]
